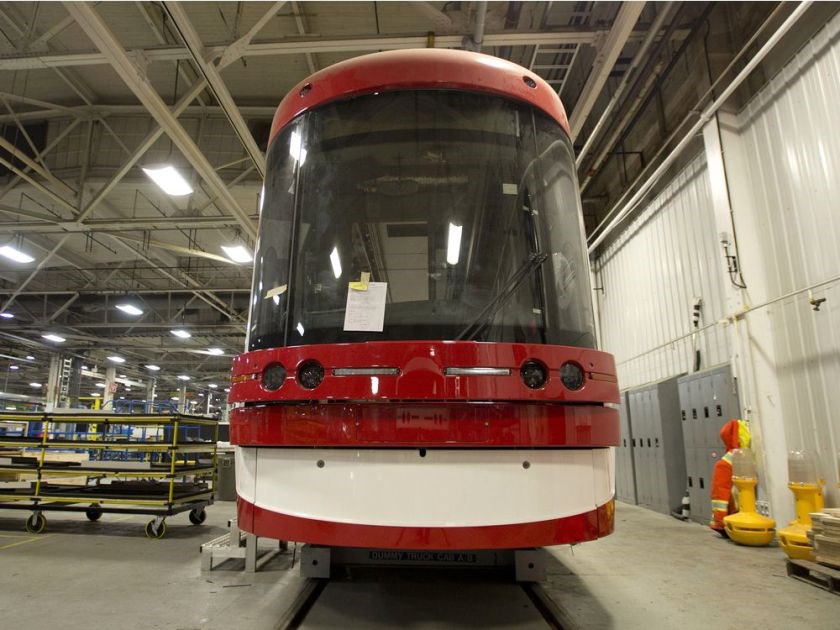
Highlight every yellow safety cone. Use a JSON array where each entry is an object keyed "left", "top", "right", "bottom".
[
  {"left": 778, "top": 451, "right": 823, "bottom": 561},
  {"left": 723, "top": 449, "right": 775, "bottom": 546}
]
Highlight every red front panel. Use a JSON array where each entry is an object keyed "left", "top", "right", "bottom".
[
  {"left": 229, "top": 341, "right": 618, "bottom": 405},
  {"left": 231, "top": 402, "right": 618, "bottom": 448},
  {"left": 238, "top": 497, "right": 614, "bottom": 550}
]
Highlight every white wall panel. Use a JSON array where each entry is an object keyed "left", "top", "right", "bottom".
[
  {"left": 732, "top": 12, "right": 840, "bottom": 500},
  {"left": 594, "top": 154, "right": 729, "bottom": 390},
  {"left": 595, "top": 11, "right": 840, "bottom": 514}
]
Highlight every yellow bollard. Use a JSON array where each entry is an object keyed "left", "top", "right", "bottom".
[
  {"left": 778, "top": 451, "right": 822, "bottom": 561},
  {"left": 723, "top": 449, "right": 775, "bottom": 546}
]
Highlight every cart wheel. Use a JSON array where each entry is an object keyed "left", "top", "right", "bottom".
[
  {"left": 188, "top": 507, "right": 207, "bottom": 525},
  {"left": 145, "top": 518, "right": 166, "bottom": 539},
  {"left": 86, "top": 504, "right": 103, "bottom": 521},
  {"left": 25, "top": 512, "right": 46, "bottom": 534}
]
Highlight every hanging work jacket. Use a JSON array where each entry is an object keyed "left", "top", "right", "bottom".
[{"left": 709, "top": 419, "right": 751, "bottom": 531}]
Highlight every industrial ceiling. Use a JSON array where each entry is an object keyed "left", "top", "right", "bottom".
[{"left": 0, "top": 1, "right": 829, "bottom": 404}]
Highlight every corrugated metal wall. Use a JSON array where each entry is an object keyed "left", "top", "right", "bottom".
[
  {"left": 595, "top": 11, "right": 840, "bottom": 508},
  {"left": 594, "top": 154, "right": 729, "bottom": 390},
  {"left": 732, "top": 13, "right": 840, "bottom": 497}
]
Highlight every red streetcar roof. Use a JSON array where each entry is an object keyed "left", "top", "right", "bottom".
[{"left": 268, "top": 48, "right": 570, "bottom": 145}]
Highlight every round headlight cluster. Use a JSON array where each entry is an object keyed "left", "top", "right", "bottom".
[
  {"left": 560, "top": 362, "right": 585, "bottom": 390},
  {"left": 520, "top": 360, "right": 548, "bottom": 389},
  {"left": 262, "top": 363, "right": 286, "bottom": 391},
  {"left": 298, "top": 360, "right": 324, "bottom": 390}
]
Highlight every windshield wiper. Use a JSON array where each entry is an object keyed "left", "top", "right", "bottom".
[{"left": 455, "top": 252, "right": 549, "bottom": 341}]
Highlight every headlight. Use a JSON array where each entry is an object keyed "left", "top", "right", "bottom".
[
  {"left": 560, "top": 362, "right": 584, "bottom": 390},
  {"left": 298, "top": 360, "right": 324, "bottom": 390},
  {"left": 520, "top": 360, "right": 547, "bottom": 389},
  {"left": 262, "top": 364, "right": 286, "bottom": 391}
]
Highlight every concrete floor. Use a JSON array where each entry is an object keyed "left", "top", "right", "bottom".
[{"left": 0, "top": 501, "right": 836, "bottom": 629}]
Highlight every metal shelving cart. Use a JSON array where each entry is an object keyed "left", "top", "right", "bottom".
[{"left": 0, "top": 411, "right": 217, "bottom": 538}]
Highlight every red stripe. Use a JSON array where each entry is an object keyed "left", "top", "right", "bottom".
[
  {"left": 230, "top": 403, "right": 618, "bottom": 447},
  {"left": 238, "top": 497, "right": 614, "bottom": 550}
]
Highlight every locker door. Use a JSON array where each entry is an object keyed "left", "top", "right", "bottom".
[
  {"left": 629, "top": 391, "right": 646, "bottom": 507},
  {"left": 649, "top": 388, "right": 668, "bottom": 513}
]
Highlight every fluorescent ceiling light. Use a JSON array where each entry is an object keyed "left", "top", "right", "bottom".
[
  {"left": 198, "top": 392, "right": 205, "bottom": 397},
  {"left": 208, "top": 383, "right": 218, "bottom": 389},
  {"left": 0, "top": 245, "right": 35, "bottom": 264},
  {"left": 9, "top": 365, "right": 19, "bottom": 370},
  {"left": 171, "top": 329, "right": 191, "bottom": 339},
  {"left": 224, "top": 387, "right": 230, "bottom": 393},
  {"left": 26, "top": 355, "right": 35, "bottom": 360},
  {"left": 96, "top": 383, "right": 106, "bottom": 388},
  {"left": 222, "top": 245, "right": 253, "bottom": 263},
  {"left": 91, "top": 392, "right": 100, "bottom": 397},
  {"left": 141, "top": 165, "right": 193, "bottom": 196},
  {"left": 177, "top": 375, "right": 191, "bottom": 381},
  {"left": 29, "top": 382, "right": 41, "bottom": 388},
  {"left": 0, "top": 312, "right": 13, "bottom": 319},
  {"left": 119, "top": 396, "right": 125, "bottom": 400},
  {"left": 107, "top": 356, "right": 125, "bottom": 363},
  {"left": 42, "top": 333, "right": 65, "bottom": 343},
  {"left": 116, "top": 303, "right": 143, "bottom": 316},
  {"left": 447, "top": 223, "right": 463, "bottom": 265},
  {"left": 207, "top": 348, "right": 224, "bottom": 355},
  {"left": 171, "top": 396, "right": 179, "bottom": 401},
  {"left": 330, "top": 246, "right": 342, "bottom": 279},
  {"left": 145, "top": 364, "right": 161, "bottom": 371}
]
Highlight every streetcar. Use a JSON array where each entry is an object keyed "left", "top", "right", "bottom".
[{"left": 228, "top": 48, "right": 619, "bottom": 550}]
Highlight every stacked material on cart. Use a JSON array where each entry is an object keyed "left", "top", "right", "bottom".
[{"left": 813, "top": 509, "right": 840, "bottom": 569}]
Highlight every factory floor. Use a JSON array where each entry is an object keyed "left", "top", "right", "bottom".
[{"left": 0, "top": 501, "right": 836, "bottom": 629}]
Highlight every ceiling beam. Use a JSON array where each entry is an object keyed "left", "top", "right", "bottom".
[
  {"left": 163, "top": 1, "right": 266, "bottom": 179},
  {"left": 63, "top": 1, "right": 257, "bottom": 240},
  {"left": 0, "top": 215, "right": 243, "bottom": 233},
  {"left": 0, "top": 29, "right": 637, "bottom": 71},
  {"left": 568, "top": 1, "right": 645, "bottom": 139}
]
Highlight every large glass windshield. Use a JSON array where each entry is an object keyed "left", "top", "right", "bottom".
[{"left": 248, "top": 90, "right": 595, "bottom": 350}]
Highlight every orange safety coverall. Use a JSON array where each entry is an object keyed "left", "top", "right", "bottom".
[{"left": 709, "top": 419, "right": 750, "bottom": 531}]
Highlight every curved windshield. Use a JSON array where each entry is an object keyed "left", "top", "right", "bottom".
[{"left": 248, "top": 90, "right": 595, "bottom": 350}]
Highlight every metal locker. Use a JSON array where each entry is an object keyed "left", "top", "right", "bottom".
[{"left": 616, "top": 392, "right": 638, "bottom": 504}]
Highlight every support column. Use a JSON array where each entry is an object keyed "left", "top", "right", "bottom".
[
  {"left": 145, "top": 377, "right": 157, "bottom": 413},
  {"left": 179, "top": 383, "right": 187, "bottom": 414},
  {"left": 103, "top": 366, "right": 117, "bottom": 409},
  {"left": 45, "top": 354, "right": 62, "bottom": 412},
  {"left": 703, "top": 112, "right": 792, "bottom": 524},
  {"left": 68, "top": 357, "right": 83, "bottom": 408}
]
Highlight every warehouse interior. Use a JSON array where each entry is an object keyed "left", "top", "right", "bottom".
[{"left": 1, "top": 1, "right": 839, "bottom": 627}]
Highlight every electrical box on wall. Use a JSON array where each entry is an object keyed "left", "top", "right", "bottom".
[{"left": 677, "top": 365, "right": 741, "bottom": 525}]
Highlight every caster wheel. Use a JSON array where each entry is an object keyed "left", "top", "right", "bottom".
[
  {"left": 145, "top": 519, "right": 166, "bottom": 539},
  {"left": 188, "top": 507, "right": 207, "bottom": 525},
  {"left": 25, "top": 513, "right": 46, "bottom": 534},
  {"left": 86, "top": 504, "right": 103, "bottom": 521}
]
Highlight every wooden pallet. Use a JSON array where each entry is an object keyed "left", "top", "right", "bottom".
[{"left": 787, "top": 559, "right": 840, "bottom": 595}]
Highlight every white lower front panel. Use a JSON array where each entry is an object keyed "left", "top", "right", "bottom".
[{"left": 236, "top": 447, "right": 614, "bottom": 528}]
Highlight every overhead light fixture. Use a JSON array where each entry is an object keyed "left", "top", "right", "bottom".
[
  {"left": 447, "top": 222, "right": 463, "bottom": 265},
  {"left": 95, "top": 383, "right": 106, "bottom": 388},
  {"left": 42, "top": 333, "right": 65, "bottom": 343},
  {"left": 208, "top": 383, "right": 218, "bottom": 389},
  {"left": 0, "top": 312, "right": 14, "bottom": 319},
  {"left": 118, "top": 374, "right": 127, "bottom": 378},
  {"left": 171, "top": 329, "right": 191, "bottom": 339},
  {"left": 0, "top": 244, "right": 35, "bottom": 264},
  {"left": 116, "top": 303, "right": 143, "bottom": 316},
  {"left": 29, "top": 382, "right": 41, "bottom": 388},
  {"left": 145, "top": 364, "right": 161, "bottom": 371},
  {"left": 177, "top": 375, "right": 191, "bottom": 381},
  {"left": 207, "top": 348, "right": 224, "bottom": 356},
  {"left": 26, "top": 355, "right": 35, "bottom": 360},
  {"left": 91, "top": 392, "right": 101, "bottom": 398},
  {"left": 330, "top": 246, "right": 342, "bottom": 279},
  {"left": 171, "top": 396, "right": 179, "bottom": 401},
  {"left": 141, "top": 165, "right": 193, "bottom": 196},
  {"left": 9, "top": 365, "right": 19, "bottom": 371},
  {"left": 107, "top": 356, "right": 126, "bottom": 363},
  {"left": 222, "top": 245, "right": 253, "bottom": 264},
  {"left": 224, "top": 387, "right": 230, "bottom": 393}
]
